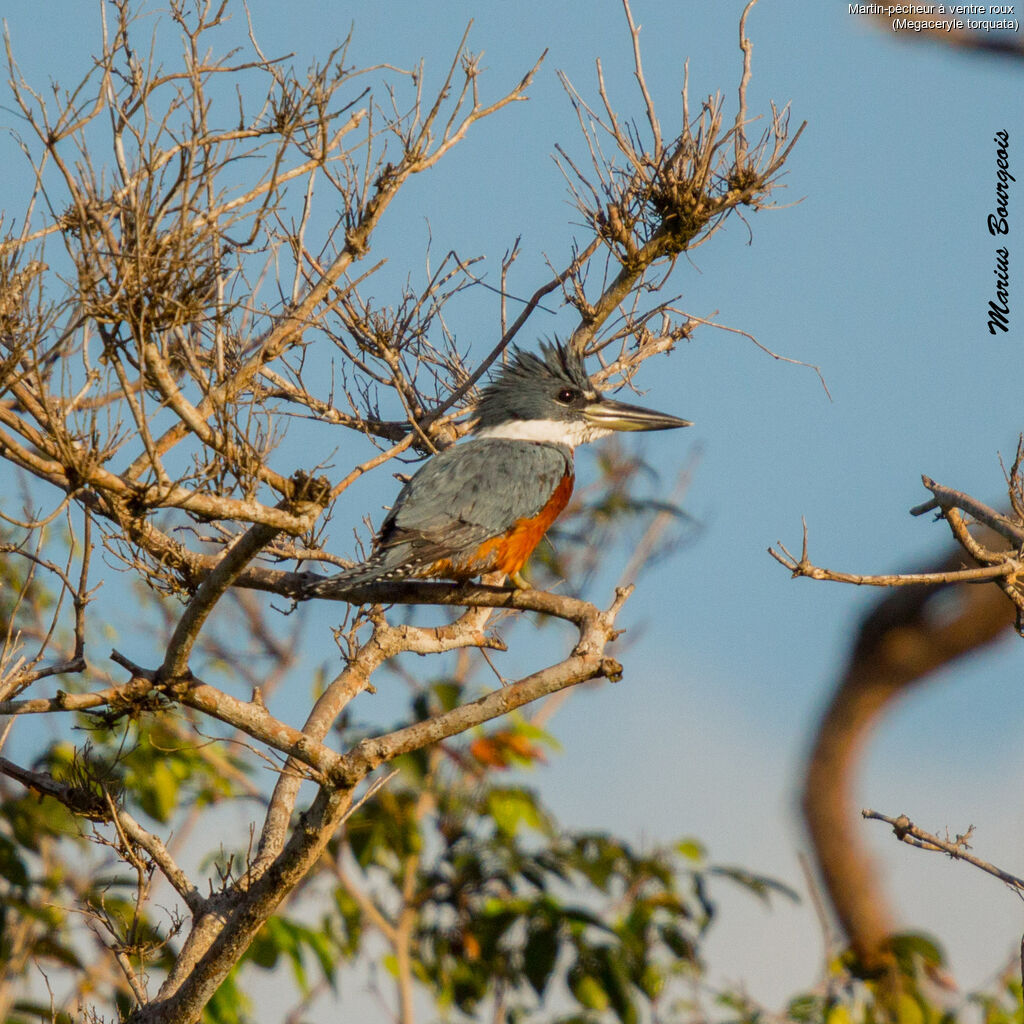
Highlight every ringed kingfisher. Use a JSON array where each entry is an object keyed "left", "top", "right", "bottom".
[{"left": 304, "top": 341, "right": 691, "bottom": 596}]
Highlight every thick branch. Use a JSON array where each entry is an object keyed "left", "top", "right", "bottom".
[{"left": 802, "top": 545, "right": 1014, "bottom": 972}]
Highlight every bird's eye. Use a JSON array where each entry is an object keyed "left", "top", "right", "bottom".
[{"left": 555, "top": 387, "right": 579, "bottom": 404}]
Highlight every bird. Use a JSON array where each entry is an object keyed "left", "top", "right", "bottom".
[{"left": 303, "top": 340, "right": 691, "bottom": 597}]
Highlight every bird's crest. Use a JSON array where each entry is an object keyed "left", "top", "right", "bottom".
[{"left": 475, "top": 340, "right": 591, "bottom": 429}]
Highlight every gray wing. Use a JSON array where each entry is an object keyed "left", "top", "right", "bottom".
[{"left": 374, "top": 439, "right": 572, "bottom": 571}]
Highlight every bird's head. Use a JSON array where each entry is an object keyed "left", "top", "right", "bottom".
[{"left": 473, "top": 340, "right": 692, "bottom": 447}]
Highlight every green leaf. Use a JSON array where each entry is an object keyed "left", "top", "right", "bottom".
[
  {"left": 8, "top": 1002, "right": 74, "bottom": 1024},
  {"left": 253, "top": 916, "right": 337, "bottom": 994},
  {"left": 523, "top": 924, "right": 560, "bottom": 996},
  {"left": 506, "top": 714, "right": 563, "bottom": 753},
  {"left": 658, "top": 923, "right": 697, "bottom": 961},
  {"left": 202, "top": 970, "right": 253, "bottom": 1024},
  {"left": 710, "top": 865, "right": 800, "bottom": 905},
  {"left": 333, "top": 888, "right": 364, "bottom": 957},
  {"left": 825, "top": 1004, "right": 852, "bottom": 1024},
  {"left": 247, "top": 928, "right": 280, "bottom": 969},
  {"left": 638, "top": 963, "right": 663, "bottom": 1000},
  {"left": 570, "top": 971, "right": 610, "bottom": 1011},
  {"left": 595, "top": 948, "right": 638, "bottom": 1024},
  {"left": 889, "top": 931, "right": 947, "bottom": 969},
  {"left": 144, "top": 759, "right": 180, "bottom": 823},
  {"left": 894, "top": 993, "right": 926, "bottom": 1024},
  {"left": 787, "top": 994, "right": 825, "bottom": 1022},
  {"left": 486, "top": 788, "right": 544, "bottom": 836},
  {"left": 431, "top": 680, "right": 463, "bottom": 712},
  {"left": 0, "top": 835, "right": 29, "bottom": 887},
  {"left": 676, "top": 838, "right": 706, "bottom": 862}
]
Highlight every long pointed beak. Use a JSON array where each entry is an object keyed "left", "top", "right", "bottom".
[{"left": 582, "top": 395, "right": 693, "bottom": 432}]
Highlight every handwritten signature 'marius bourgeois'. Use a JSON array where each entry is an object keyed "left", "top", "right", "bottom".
[{"left": 988, "top": 130, "right": 1012, "bottom": 335}]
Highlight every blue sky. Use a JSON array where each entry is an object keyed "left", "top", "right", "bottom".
[{"left": 2, "top": 0, "right": 1023, "bottom": 1012}]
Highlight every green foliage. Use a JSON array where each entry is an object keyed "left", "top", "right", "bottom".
[
  {"left": 0, "top": 601, "right": 1019, "bottom": 1024},
  {"left": 0, "top": 750, "right": 91, "bottom": 988},
  {"left": 771, "top": 930, "right": 1024, "bottom": 1024},
  {"left": 201, "top": 972, "right": 253, "bottom": 1024},
  {"left": 970, "top": 976, "right": 1024, "bottom": 1024},
  {"left": 77, "top": 714, "right": 252, "bottom": 825},
  {"left": 2, "top": 657, "right": 1021, "bottom": 1024},
  {"left": 327, "top": 699, "right": 799, "bottom": 1024},
  {"left": 3, "top": 706, "right": 1022, "bottom": 1024},
  {"left": 248, "top": 916, "right": 339, "bottom": 994},
  {"left": 0, "top": 706, "right": 254, "bottom": 1016}
]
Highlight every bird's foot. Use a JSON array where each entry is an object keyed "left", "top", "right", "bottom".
[{"left": 508, "top": 571, "right": 532, "bottom": 591}]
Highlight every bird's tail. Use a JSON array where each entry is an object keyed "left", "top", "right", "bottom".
[
  {"left": 300, "top": 553, "right": 395, "bottom": 599},
  {"left": 300, "top": 549, "right": 425, "bottom": 600}
]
